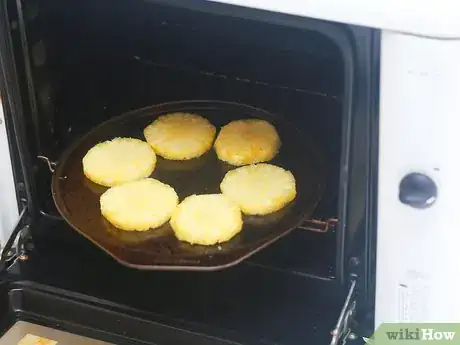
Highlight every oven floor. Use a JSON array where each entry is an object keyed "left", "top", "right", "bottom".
[{"left": 3, "top": 246, "right": 345, "bottom": 345}]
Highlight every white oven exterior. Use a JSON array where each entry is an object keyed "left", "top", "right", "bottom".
[
  {"left": 377, "top": 33, "right": 460, "bottom": 325},
  {"left": 1, "top": 0, "right": 459, "bottom": 334}
]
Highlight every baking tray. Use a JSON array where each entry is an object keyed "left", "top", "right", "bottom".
[{"left": 51, "top": 100, "right": 326, "bottom": 270}]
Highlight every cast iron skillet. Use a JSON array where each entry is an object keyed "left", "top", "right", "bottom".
[{"left": 51, "top": 100, "right": 326, "bottom": 270}]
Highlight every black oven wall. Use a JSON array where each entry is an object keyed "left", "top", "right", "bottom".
[
  {"left": 10, "top": 0, "right": 354, "bottom": 278},
  {"left": 3, "top": 0, "right": 379, "bottom": 282}
]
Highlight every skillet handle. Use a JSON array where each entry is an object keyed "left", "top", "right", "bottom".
[
  {"left": 297, "top": 218, "right": 338, "bottom": 233},
  {"left": 37, "top": 155, "right": 57, "bottom": 173},
  {"left": 37, "top": 155, "right": 64, "bottom": 221}
]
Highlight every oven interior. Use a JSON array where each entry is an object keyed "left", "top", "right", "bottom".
[{"left": 0, "top": 0, "right": 378, "bottom": 344}]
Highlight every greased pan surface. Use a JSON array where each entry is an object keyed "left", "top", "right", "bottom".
[{"left": 52, "top": 101, "right": 326, "bottom": 270}]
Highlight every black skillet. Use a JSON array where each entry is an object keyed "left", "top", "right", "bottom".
[{"left": 51, "top": 100, "right": 326, "bottom": 270}]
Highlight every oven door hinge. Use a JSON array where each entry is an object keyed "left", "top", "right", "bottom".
[
  {"left": 0, "top": 204, "right": 30, "bottom": 274},
  {"left": 330, "top": 277, "right": 358, "bottom": 345}
]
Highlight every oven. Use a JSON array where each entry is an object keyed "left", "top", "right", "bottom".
[{"left": 0, "top": 1, "right": 458, "bottom": 344}]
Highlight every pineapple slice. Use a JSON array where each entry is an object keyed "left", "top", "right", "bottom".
[
  {"left": 144, "top": 112, "right": 216, "bottom": 160},
  {"left": 83, "top": 137, "right": 156, "bottom": 187},
  {"left": 220, "top": 163, "right": 296, "bottom": 215},
  {"left": 100, "top": 178, "right": 178, "bottom": 231},
  {"left": 171, "top": 194, "right": 242, "bottom": 245},
  {"left": 214, "top": 119, "right": 280, "bottom": 166}
]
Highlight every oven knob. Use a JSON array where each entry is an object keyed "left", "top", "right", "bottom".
[{"left": 399, "top": 173, "right": 437, "bottom": 209}]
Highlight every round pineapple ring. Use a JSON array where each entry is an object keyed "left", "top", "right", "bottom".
[
  {"left": 220, "top": 163, "right": 297, "bottom": 215},
  {"left": 144, "top": 112, "right": 216, "bottom": 160},
  {"left": 82, "top": 137, "right": 156, "bottom": 187},
  {"left": 100, "top": 178, "right": 179, "bottom": 231},
  {"left": 214, "top": 119, "right": 281, "bottom": 166},
  {"left": 170, "top": 194, "right": 243, "bottom": 245}
]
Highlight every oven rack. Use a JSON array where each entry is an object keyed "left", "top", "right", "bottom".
[{"left": 131, "top": 57, "right": 342, "bottom": 101}]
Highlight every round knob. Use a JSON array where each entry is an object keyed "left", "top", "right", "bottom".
[{"left": 399, "top": 173, "right": 437, "bottom": 209}]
